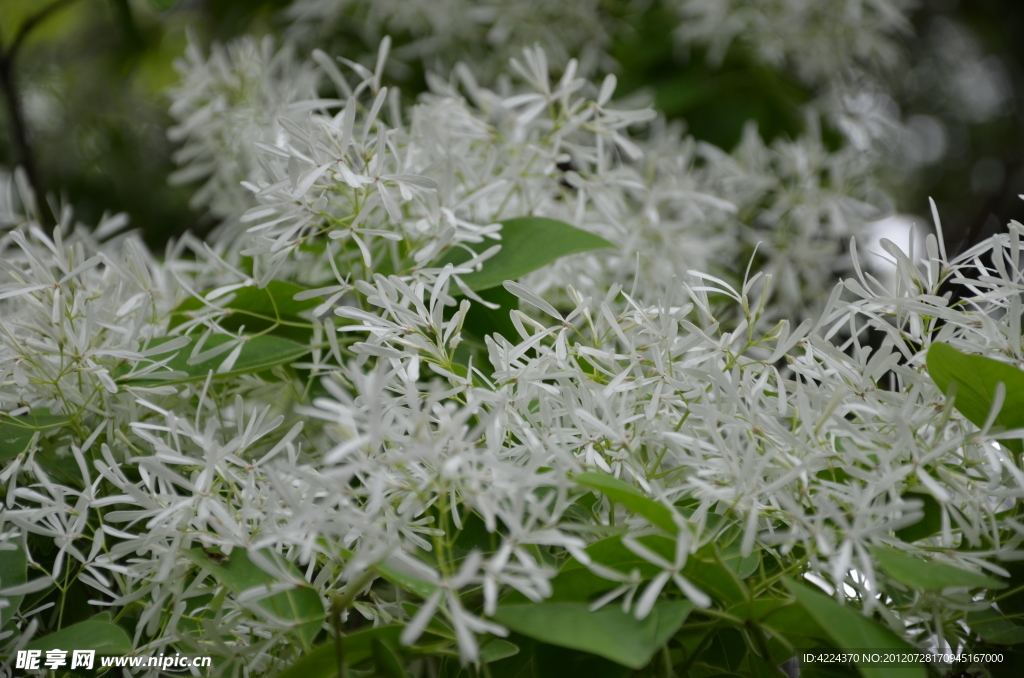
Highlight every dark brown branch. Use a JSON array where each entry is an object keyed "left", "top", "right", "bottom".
[
  {"left": 0, "top": 0, "right": 85, "bottom": 228},
  {"left": 4, "top": 0, "right": 84, "bottom": 64},
  {"left": 0, "top": 58, "right": 43, "bottom": 217}
]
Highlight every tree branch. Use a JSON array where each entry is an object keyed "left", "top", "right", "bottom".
[
  {"left": 0, "top": 0, "right": 85, "bottom": 228},
  {"left": 0, "top": 58, "right": 43, "bottom": 218},
  {"left": 4, "top": 0, "right": 84, "bottom": 64}
]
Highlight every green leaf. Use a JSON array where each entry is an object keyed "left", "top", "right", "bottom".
[
  {"left": 575, "top": 473, "right": 679, "bottom": 534},
  {"left": 563, "top": 534, "right": 675, "bottom": 574},
  {"left": 371, "top": 639, "right": 405, "bottom": 678},
  {"left": 894, "top": 491, "right": 943, "bottom": 542},
  {"left": 169, "top": 281, "right": 320, "bottom": 343},
  {"left": 0, "top": 409, "right": 70, "bottom": 462},
  {"left": 762, "top": 601, "right": 830, "bottom": 642},
  {"left": 123, "top": 335, "right": 309, "bottom": 386},
  {"left": 0, "top": 543, "right": 28, "bottom": 627},
  {"left": 783, "top": 579, "right": 925, "bottom": 678},
  {"left": 966, "top": 609, "right": 1024, "bottom": 645},
  {"left": 184, "top": 548, "right": 324, "bottom": 648},
  {"left": 720, "top": 544, "right": 760, "bottom": 579},
  {"left": 436, "top": 217, "right": 613, "bottom": 291},
  {"left": 373, "top": 561, "right": 437, "bottom": 600},
  {"left": 481, "top": 638, "right": 520, "bottom": 663},
  {"left": 274, "top": 626, "right": 405, "bottom": 678},
  {"left": 24, "top": 615, "right": 133, "bottom": 654},
  {"left": 700, "top": 627, "right": 747, "bottom": 673},
  {"left": 997, "top": 562, "right": 1024, "bottom": 617},
  {"left": 492, "top": 600, "right": 692, "bottom": 669},
  {"left": 871, "top": 547, "right": 1005, "bottom": 591},
  {"left": 927, "top": 342, "right": 1024, "bottom": 455},
  {"left": 459, "top": 284, "right": 520, "bottom": 344},
  {"left": 728, "top": 598, "right": 791, "bottom": 623},
  {"left": 489, "top": 634, "right": 631, "bottom": 678},
  {"left": 553, "top": 535, "right": 747, "bottom": 605},
  {"left": 746, "top": 652, "right": 792, "bottom": 678},
  {"left": 685, "top": 547, "right": 748, "bottom": 604}
]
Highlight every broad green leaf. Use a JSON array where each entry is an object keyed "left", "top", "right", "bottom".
[
  {"left": 373, "top": 561, "right": 437, "bottom": 600},
  {"left": 894, "top": 491, "right": 943, "bottom": 542},
  {"left": 436, "top": 217, "right": 613, "bottom": 291},
  {"left": 562, "top": 534, "right": 676, "bottom": 574},
  {"left": 122, "top": 335, "right": 309, "bottom": 386},
  {"left": 371, "top": 639, "right": 405, "bottom": 678},
  {"left": 783, "top": 579, "right": 925, "bottom": 678},
  {"left": 997, "top": 561, "right": 1024, "bottom": 616},
  {"left": 489, "top": 634, "right": 631, "bottom": 678},
  {"left": 524, "top": 536, "right": 663, "bottom": 604},
  {"left": 481, "top": 639, "right": 520, "bottom": 663},
  {"left": 685, "top": 548, "right": 748, "bottom": 604},
  {"left": 746, "top": 652, "right": 792, "bottom": 678},
  {"left": 274, "top": 626, "right": 405, "bottom": 678},
  {"left": 555, "top": 535, "right": 746, "bottom": 604},
  {"left": 0, "top": 409, "right": 70, "bottom": 462},
  {"left": 871, "top": 547, "right": 1004, "bottom": 591},
  {"left": 335, "top": 547, "right": 436, "bottom": 599},
  {"left": 459, "top": 284, "right": 520, "bottom": 344},
  {"left": 762, "top": 602, "right": 830, "bottom": 642},
  {"left": 575, "top": 473, "right": 679, "bottom": 534},
  {"left": 185, "top": 548, "right": 324, "bottom": 648},
  {"left": 700, "top": 627, "right": 747, "bottom": 673},
  {"left": 0, "top": 543, "right": 28, "bottom": 627},
  {"left": 492, "top": 600, "right": 692, "bottom": 669},
  {"left": 966, "top": 609, "right": 1024, "bottom": 645},
  {"left": 927, "top": 343, "right": 1024, "bottom": 455},
  {"left": 24, "top": 616, "right": 133, "bottom": 654},
  {"left": 169, "top": 281, "right": 320, "bottom": 343},
  {"left": 720, "top": 544, "right": 760, "bottom": 579},
  {"left": 728, "top": 598, "right": 791, "bottom": 623}
]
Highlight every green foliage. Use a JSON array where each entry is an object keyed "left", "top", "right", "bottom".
[
  {"left": 965, "top": 609, "right": 1024, "bottom": 645},
  {"left": 371, "top": 638, "right": 406, "bottom": 678},
  {"left": 493, "top": 600, "right": 692, "bottom": 669},
  {"left": 437, "top": 217, "right": 613, "bottom": 292},
  {"left": 168, "top": 281, "right": 322, "bottom": 343},
  {"left": 893, "top": 491, "right": 943, "bottom": 542},
  {"left": 273, "top": 626, "right": 405, "bottom": 678},
  {"left": 871, "top": 547, "right": 1005, "bottom": 591},
  {"left": 479, "top": 638, "right": 520, "bottom": 663},
  {"left": 372, "top": 560, "right": 437, "bottom": 600},
  {"left": 459, "top": 284, "right": 520, "bottom": 345},
  {"left": 123, "top": 334, "right": 309, "bottom": 386},
  {"left": 184, "top": 548, "right": 325, "bottom": 649},
  {"left": 610, "top": 2, "right": 811, "bottom": 150},
  {"left": 575, "top": 472, "right": 680, "bottom": 534},
  {"left": 0, "top": 409, "right": 70, "bottom": 462},
  {"left": 24, "top": 614, "right": 134, "bottom": 654},
  {"left": 783, "top": 579, "right": 925, "bottom": 678},
  {"left": 0, "top": 543, "right": 28, "bottom": 627},
  {"left": 927, "top": 342, "right": 1024, "bottom": 454}
]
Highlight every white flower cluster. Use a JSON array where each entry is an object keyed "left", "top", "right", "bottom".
[
  {"left": 3, "top": 16, "right": 1023, "bottom": 678},
  {"left": 675, "top": 0, "right": 914, "bottom": 87},
  {"left": 283, "top": 0, "right": 610, "bottom": 79},
  {"left": 168, "top": 35, "right": 321, "bottom": 220},
  {"left": 280, "top": 0, "right": 918, "bottom": 155},
  {"left": 170, "top": 39, "right": 890, "bottom": 321}
]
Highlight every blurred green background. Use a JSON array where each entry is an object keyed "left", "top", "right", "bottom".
[{"left": 1, "top": 0, "right": 1022, "bottom": 252}]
